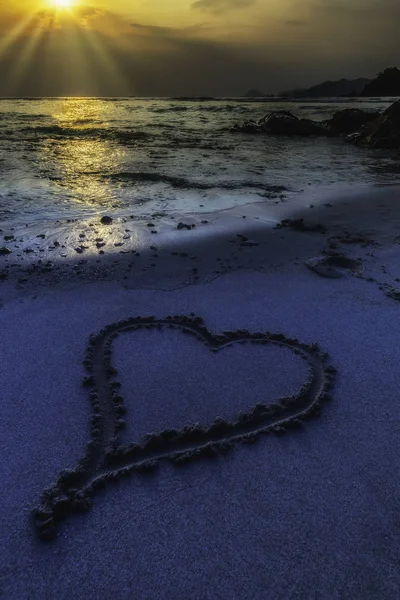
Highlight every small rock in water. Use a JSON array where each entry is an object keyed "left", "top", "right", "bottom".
[
  {"left": 177, "top": 222, "right": 194, "bottom": 230},
  {"left": 0, "top": 246, "right": 11, "bottom": 255},
  {"left": 100, "top": 216, "right": 113, "bottom": 225},
  {"left": 276, "top": 218, "right": 327, "bottom": 234}
]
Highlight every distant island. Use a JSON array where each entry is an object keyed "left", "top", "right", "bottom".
[
  {"left": 275, "top": 67, "right": 400, "bottom": 98},
  {"left": 280, "top": 78, "right": 371, "bottom": 98},
  {"left": 243, "top": 89, "right": 271, "bottom": 98}
]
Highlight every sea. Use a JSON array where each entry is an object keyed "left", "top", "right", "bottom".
[{"left": 0, "top": 97, "right": 399, "bottom": 230}]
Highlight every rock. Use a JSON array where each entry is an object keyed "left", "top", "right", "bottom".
[
  {"left": 349, "top": 99, "right": 400, "bottom": 149},
  {"left": 0, "top": 246, "right": 11, "bottom": 255},
  {"left": 275, "top": 218, "right": 327, "bottom": 234},
  {"left": 305, "top": 253, "right": 361, "bottom": 278},
  {"left": 177, "top": 222, "right": 194, "bottom": 230},
  {"left": 305, "top": 257, "right": 344, "bottom": 278},
  {"left": 231, "top": 111, "right": 327, "bottom": 136},
  {"left": 232, "top": 107, "right": 383, "bottom": 139},
  {"left": 324, "top": 109, "right": 379, "bottom": 135},
  {"left": 386, "top": 289, "right": 400, "bottom": 302},
  {"left": 100, "top": 216, "right": 113, "bottom": 225}
]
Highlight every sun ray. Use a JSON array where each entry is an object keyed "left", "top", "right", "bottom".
[
  {"left": 80, "top": 26, "right": 130, "bottom": 96},
  {"left": 0, "top": 14, "right": 37, "bottom": 59},
  {"left": 7, "top": 19, "right": 46, "bottom": 94},
  {"left": 61, "top": 22, "right": 99, "bottom": 96}
]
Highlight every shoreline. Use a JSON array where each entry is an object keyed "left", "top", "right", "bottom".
[{"left": 1, "top": 183, "right": 400, "bottom": 298}]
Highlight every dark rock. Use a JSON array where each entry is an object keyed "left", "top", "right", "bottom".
[
  {"left": 305, "top": 253, "right": 361, "bottom": 278},
  {"left": 386, "top": 289, "right": 400, "bottom": 302},
  {"left": 232, "top": 111, "right": 327, "bottom": 136},
  {"left": 324, "top": 109, "right": 379, "bottom": 135},
  {"left": 177, "top": 222, "right": 193, "bottom": 230},
  {"left": 305, "top": 257, "right": 344, "bottom": 278},
  {"left": 349, "top": 99, "right": 400, "bottom": 149},
  {"left": 100, "top": 216, "right": 113, "bottom": 225},
  {"left": 275, "top": 218, "right": 327, "bottom": 234},
  {"left": 0, "top": 246, "right": 11, "bottom": 255}
]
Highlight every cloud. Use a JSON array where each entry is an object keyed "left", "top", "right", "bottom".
[
  {"left": 0, "top": 17, "right": 276, "bottom": 97},
  {"left": 0, "top": 0, "right": 399, "bottom": 96},
  {"left": 192, "top": 0, "right": 255, "bottom": 14}
]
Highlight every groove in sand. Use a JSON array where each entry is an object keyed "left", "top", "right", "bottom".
[{"left": 34, "top": 315, "right": 336, "bottom": 541}]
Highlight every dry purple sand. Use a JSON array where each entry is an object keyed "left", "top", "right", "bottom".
[{"left": 1, "top": 187, "right": 400, "bottom": 598}]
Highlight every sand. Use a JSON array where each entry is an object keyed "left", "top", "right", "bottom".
[{"left": 1, "top": 185, "right": 400, "bottom": 598}]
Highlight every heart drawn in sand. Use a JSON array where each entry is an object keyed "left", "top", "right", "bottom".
[{"left": 34, "top": 315, "right": 335, "bottom": 541}]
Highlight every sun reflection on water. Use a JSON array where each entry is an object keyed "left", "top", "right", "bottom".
[
  {"left": 51, "top": 97, "right": 111, "bottom": 127},
  {"left": 43, "top": 99, "right": 125, "bottom": 210}
]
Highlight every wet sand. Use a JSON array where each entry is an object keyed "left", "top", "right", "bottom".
[{"left": 1, "top": 185, "right": 400, "bottom": 598}]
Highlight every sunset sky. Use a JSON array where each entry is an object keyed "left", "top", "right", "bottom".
[{"left": 0, "top": 0, "right": 398, "bottom": 96}]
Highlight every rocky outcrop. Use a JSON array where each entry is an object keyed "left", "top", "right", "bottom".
[
  {"left": 324, "top": 108, "right": 379, "bottom": 135},
  {"left": 231, "top": 111, "right": 327, "bottom": 136},
  {"left": 231, "top": 108, "right": 378, "bottom": 137},
  {"left": 349, "top": 99, "right": 400, "bottom": 148},
  {"left": 231, "top": 101, "right": 400, "bottom": 148}
]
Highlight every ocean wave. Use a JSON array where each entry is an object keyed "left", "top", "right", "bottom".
[
  {"left": 196, "top": 104, "right": 249, "bottom": 113},
  {"left": 23, "top": 125, "right": 94, "bottom": 137},
  {"left": 20, "top": 124, "right": 152, "bottom": 144},
  {"left": 0, "top": 112, "right": 47, "bottom": 121},
  {"left": 102, "top": 171, "right": 286, "bottom": 193},
  {"left": 148, "top": 106, "right": 189, "bottom": 113}
]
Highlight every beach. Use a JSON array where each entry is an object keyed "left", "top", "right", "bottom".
[{"left": 1, "top": 183, "right": 400, "bottom": 598}]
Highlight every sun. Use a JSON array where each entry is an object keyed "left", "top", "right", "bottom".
[{"left": 49, "top": 0, "right": 74, "bottom": 8}]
